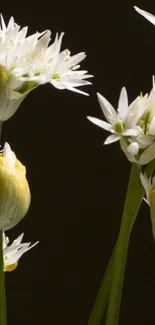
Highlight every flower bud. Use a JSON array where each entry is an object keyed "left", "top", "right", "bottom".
[{"left": 0, "top": 142, "right": 31, "bottom": 230}]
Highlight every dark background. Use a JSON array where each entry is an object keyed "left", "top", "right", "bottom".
[{"left": 0, "top": 0, "right": 155, "bottom": 324}]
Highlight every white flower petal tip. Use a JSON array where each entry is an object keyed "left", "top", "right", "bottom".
[
  {"left": 87, "top": 116, "right": 112, "bottom": 131},
  {"left": 3, "top": 232, "right": 39, "bottom": 272},
  {"left": 104, "top": 134, "right": 121, "bottom": 145},
  {"left": 96, "top": 92, "right": 118, "bottom": 125},
  {"left": 134, "top": 6, "right": 155, "bottom": 26},
  {"left": 117, "top": 87, "right": 128, "bottom": 121},
  {"left": 140, "top": 172, "right": 152, "bottom": 206}
]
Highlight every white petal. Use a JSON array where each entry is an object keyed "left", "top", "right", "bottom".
[
  {"left": 122, "top": 128, "right": 140, "bottom": 136},
  {"left": 126, "top": 97, "right": 146, "bottom": 128},
  {"left": 24, "top": 241, "right": 39, "bottom": 252},
  {"left": 104, "top": 134, "right": 121, "bottom": 145},
  {"left": 7, "top": 16, "right": 14, "bottom": 29},
  {"left": 3, "top": 233, "right": 8, "bottom": 249},
  {"left": 149, "top": 116, "right": 155, "bottom": 135},
  {"left": 117, "top": 87, "right": 128, "bottom": 122},
  {"left": 140, "top": 172, "right": 151, "bottom": 203},
  {"left": 137, "top": 135, "right": 154, "bottom": 147},
  {"left": 97, "top": 93, "right": 118, "bottom": 125},
  {"left": 127, "top": 142, "right": 139, "bottom": 155},
  {"left": 143, "top": 197, "right": 150, "bottom": 206},
  {"left": 12, "top": 233, "right": 24, "bottom": 246},
  {"left": 63, "top": 85, "right": 89, "bottom": 96},
  {"left": 87, "top": 116, "right": 112, "bottom": 131},
  {"left": 134, "top": 6, "right": 155, "bottom": 26},
  {"left": 0, "top": 14, "right": 6, "bottom": 31},
  {"left": 68, "top": 52, "right": 86, "bottom": 67}
]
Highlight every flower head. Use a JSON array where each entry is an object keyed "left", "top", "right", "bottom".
[
  {"left": 0, "top": 15, "right": 92, "bottom": 121},
  {"left": 87, "top": 84, "right": 155, "bottom": 165},
  {"left": 88, "top": 88, "right": 145, "bottom": 145},
  {"left": 3, "top": 232, "right": 38, "bottom": 271},
  {"left": 0, "top": 142, "right": 30, "bottom": 230}
]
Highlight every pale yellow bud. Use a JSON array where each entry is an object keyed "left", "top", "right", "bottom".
[{"left": 0, "top": 143, "right": 31, "bottom": 230}]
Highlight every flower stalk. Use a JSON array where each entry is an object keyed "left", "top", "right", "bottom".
[
  {"left": 87, "top": 159, "right": 155, "bottom": 325},
  {"left": 0, "top": 122, "right": 7, "bottom": 325},
  {"left": 0, "top": 229, "right": 6, "bottom": 325}
]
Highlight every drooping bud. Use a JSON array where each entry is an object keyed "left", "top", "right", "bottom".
[{"left": 0, "top": 142, "right": 31, "bottom": 230}]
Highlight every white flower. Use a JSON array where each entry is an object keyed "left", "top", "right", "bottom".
[
  {"left": 134, "top": 6, "right": 155, "bottom": 26},
  {"left": 3, "top": 232, "right": 39, "bottom": 271},
  {"left": 0, "top": 15, "right": 92, "bottom": 121},
  {"left": 140, "top": 172, "right": 155, "bottom": 239},
  {"left": 87, "top": 87, "right": 145, "bottom": 145},
  {"left": 120, "top": 86, "right": 155, "bottom": 164}
]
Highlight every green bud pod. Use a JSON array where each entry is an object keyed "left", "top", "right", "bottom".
[{"left": 0, "top": 143, "right": 31, "bottom": 230}]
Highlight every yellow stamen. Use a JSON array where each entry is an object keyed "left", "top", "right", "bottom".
[{"left": 4, "top": 262, "right": 18, "bottom": 272}]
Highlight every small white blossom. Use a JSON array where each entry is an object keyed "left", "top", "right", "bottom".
[
  {"left": 3, "top": 232, "right": 39, "bottom": 271},
  {"left": 87, "top": 88, "right": 145, "bottom": 145},
  {"left": 0, "top": 15, "right": 92, "bottom": 121},
  {"left": 87, "top": 84, "right": 155, "bottom": 164}
]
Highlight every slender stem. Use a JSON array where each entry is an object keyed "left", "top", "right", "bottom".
[
  {"left": 87, "top": 247, "right": 116, "bottom": 325},
  {"left": 87, "top": 159, "right": 155, "bottom": 325},
  {"left": 0, "top": 230, "right": 6, "bottom": 325},
  {"left": 0, "top": 122, "right": 7, "bottom": 325},
  {"left": 105, "top": 162, "right": 154, "bottom": 325}
]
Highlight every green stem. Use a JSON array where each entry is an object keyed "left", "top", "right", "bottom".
[
  {"left": 0, "top": 122, "right": 7, "bottom": 325},
  {"left": 87, "top": 247, "right": 115, "bottom": 325},
  {"left": 0, "top": 230, "right": 6, "bottom": 325},
  {"left": 105, "top": 162, "right": 154, "bottom": 325},
  {"left": 87, "top": 159, "right": 155, "bottom": 325}
]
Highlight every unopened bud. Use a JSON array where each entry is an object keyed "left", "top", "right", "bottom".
[{"left": 0, "top": 142, "right": 31, "bottom": 230}]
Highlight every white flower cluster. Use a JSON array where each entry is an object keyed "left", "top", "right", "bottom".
[
  {"left": 0, "top": 15, "right": 92, "bottom": 121},
  {"left": 88, "top": 85, "right": 155, "bottom": 165},
  {"left": 88, "top": 6, "right": 155, "bottom": 165},
  {"left": 3, "top": 232, "right": 38, "bottom": 271}
]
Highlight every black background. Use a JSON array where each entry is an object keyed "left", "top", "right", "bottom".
[{"left": 1, "top": 0, "right": 155, "bottom": 324}]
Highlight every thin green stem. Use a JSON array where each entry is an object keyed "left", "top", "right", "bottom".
[
  {"left": 87, "top": 159, "right": 155, "bottom": 325},
  {"left": 0, "top": 230, "right": 6, "bottom": 325},
  {"left": 87, "top": 247, "right": 116, "bottom": 325},
  {"left": 105, "top": 162, "right": 154, "bottom": 325},
  {"left": 0, "top": 122, "right": 7, "bottom": 325}
]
